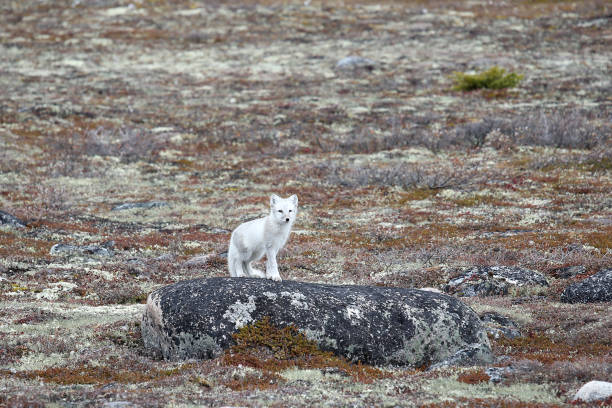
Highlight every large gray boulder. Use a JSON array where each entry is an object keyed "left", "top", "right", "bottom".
[
  {"left": 561, "top": 268, "right": 612, "bottom": 303},
  {"left": 141, "top": 277, "right": 493, "bottom": 367}
]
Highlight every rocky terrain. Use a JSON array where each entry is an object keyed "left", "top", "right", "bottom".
[{"left": 1, "top": 0, "right": 611, "bottom": 406}]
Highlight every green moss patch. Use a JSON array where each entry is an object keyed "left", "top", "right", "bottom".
[{"left": 452, "top": 67, "right": 524, "bottom": 91}]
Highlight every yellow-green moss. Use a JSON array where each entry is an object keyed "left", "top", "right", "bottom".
[
  {"left": 222, "top": 317, "right": 390, "bottom": 384},
  {"left": 452, "top": 194, "right": 507, "bottom": 207}
]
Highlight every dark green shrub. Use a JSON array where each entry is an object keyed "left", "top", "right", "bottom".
[{"left": 452, "top": 66, "right": 524, "bottom": 91}]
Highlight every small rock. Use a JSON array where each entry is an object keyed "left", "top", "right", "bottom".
[
  {"left": 573, "top": 380, "right": 612, "bottom": 403},
  {"left": 0, "top": 210, "right": 26, "bottom": 228},
  {"left": 335, "top": 56, "right": 376, "bottom": 71},
  {"left": 561, "top": 268, "right": 612, "bottom": 303},
  {"left": 0, "top": 263, "right": 30, "bottom": 275},
  {"left": 480, "top": 312, "right": 521, "bottom": 340},
  {"left": 444, "top": 266, "right": 549, "bottom": 297},
  {"left": 485, "top": 366, "right": 513, "bottom": 384},
  {"left": 50, "top": 242, "right": 114, "bottom": 257},
  {"left": 142, "top": 277, "right": 493, "bottom": 367},
  {"left": 182, "top": 254, "right": 214, "bottom": 267},
  {"left": 111, "top": 201, "right": 168, "bottom": 211},
  {"left": 428, "top": 343, "right": 493, "bottom": 370},
  {"left": 552, "top": 265, "right": 586, "bottom": 279}
]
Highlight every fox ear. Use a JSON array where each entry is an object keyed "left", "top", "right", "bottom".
[
  {"left": 270, "top": 194, "right": 280, "bottom": 207},
  {"left": 290, "top": 194, "right": 298, "bottom": 206}
]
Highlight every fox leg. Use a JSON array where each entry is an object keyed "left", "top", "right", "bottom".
[
  {"left": 265, "top": 248, "right": 282, "bottom": 282},
  {"left": 228, "top": 247, "right": 246, "bottom": 277},
  {"left": 228, "top": 251, "right": 236, "bottom": 277},
  {"left": 244, "top": 262, "right": 266, "bottom": 278}
]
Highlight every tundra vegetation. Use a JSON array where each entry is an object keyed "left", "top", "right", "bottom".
[
  {"left": 0, "top": 0, "right": 611, "bottom": 406},
  {"left": 451, "top": 66, "right": 524, "bottom": 92}
]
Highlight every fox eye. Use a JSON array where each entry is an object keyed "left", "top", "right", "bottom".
[
  {"left": 288, "top": 210, "right": 292, "bottom": 212},
  {"left": 278, "top": 209, "right": 283, "bottom": 213}
]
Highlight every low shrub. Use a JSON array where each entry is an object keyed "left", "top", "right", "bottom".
[
  {"left": 452, "top": 66, "right": 524, "bottom": 91},
  {"left": 325, "top": 162, "right": 480, "bottom": 191},
  {"left": 453, "top": 109, "right": 609, "bottom": 149}
]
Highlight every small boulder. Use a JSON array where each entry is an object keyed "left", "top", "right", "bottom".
[
  {"left": 480, "top": 312, "right": 521, "bottom": 340},
  {"left": 335, "top": 56, "right": 376, "bottom": 71},
  {"left": 573, "top": 380, "right": 612, "bottom": 403},
  {"left": 142, "top": 277, "right": 493, "bottom": 367},
  {"left": 485, "top": 366, "right": 513, "bottom": 384},
  {"left": 444, "top": 266, "right": 549, "bottom": 297},
  {"left": 561, "top": 268, "right": 612, "bottom": 303},
  {"left": 0, "top": 210, "right": 26, "bottom": 228}
]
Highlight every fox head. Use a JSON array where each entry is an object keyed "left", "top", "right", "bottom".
[{"left": 270, "top": 194, "right": 298, "bottom": 225}]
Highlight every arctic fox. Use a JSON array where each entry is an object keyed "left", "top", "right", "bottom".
[{"left": 228, "top": 194, "right": 298, "bottom": 281}]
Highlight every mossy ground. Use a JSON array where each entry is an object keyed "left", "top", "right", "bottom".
[{"left": 1, "top": 0, "right": 611, "bottom": 406}]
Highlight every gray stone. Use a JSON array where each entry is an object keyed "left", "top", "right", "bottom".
[
  {"left": 182, "top": 253, "right": 214, "bottom": 267},
  {"left": 573, "top": 380, "right": 612, "bottom": 403},
  {"left": 0, "top": 210, "right": 26, "bottom": 228},
  {"left": 561, "top": 268, "right": 612, "bottom": 303},
  {"left": 485, "top": 366, "right": 513, "bottom": 384},
  {"left": 50, "top": 241, "right": 114, "bottom": 257},
  {"left": 141, "top": 277, "right": 493, "bottom": 367},
  {"left": 444, "top": 266, "right": 549, "bottom": 297},
  {"left": 111, "top": 201, "right": 168, "bottom": 211},
  {"left": 335, "top": 56, "right": 376, "bottom": 71},
  {"left": 480, "top": 311, "right": 521, "bottom": 340}
]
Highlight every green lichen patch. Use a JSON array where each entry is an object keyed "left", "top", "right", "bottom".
[{"left": 422, "top": 377, "right": 562, "bottom": 405}]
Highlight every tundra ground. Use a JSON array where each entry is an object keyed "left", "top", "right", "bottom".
[{"left": 1, "top": 0, "right": 611, "bottom": 406}]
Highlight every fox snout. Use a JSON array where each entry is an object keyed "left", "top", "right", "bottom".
[{"left": 285, "top": 217, "right": 290, "bottom": 222}]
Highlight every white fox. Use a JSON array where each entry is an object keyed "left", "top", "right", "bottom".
[{"left": 228, "top": 194, "right": 298, "bottom": 281}]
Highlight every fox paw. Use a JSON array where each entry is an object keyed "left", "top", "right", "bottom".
[
  {"left": 249, "top": 268, "right": 266, "bottom": 279},
  {"left": 268, "top": 274, "right": 282, "bottom": 282}
]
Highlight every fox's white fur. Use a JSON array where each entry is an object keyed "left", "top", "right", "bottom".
[{"left": 228, "top": 194, "right": 298, "bottom": 281}]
